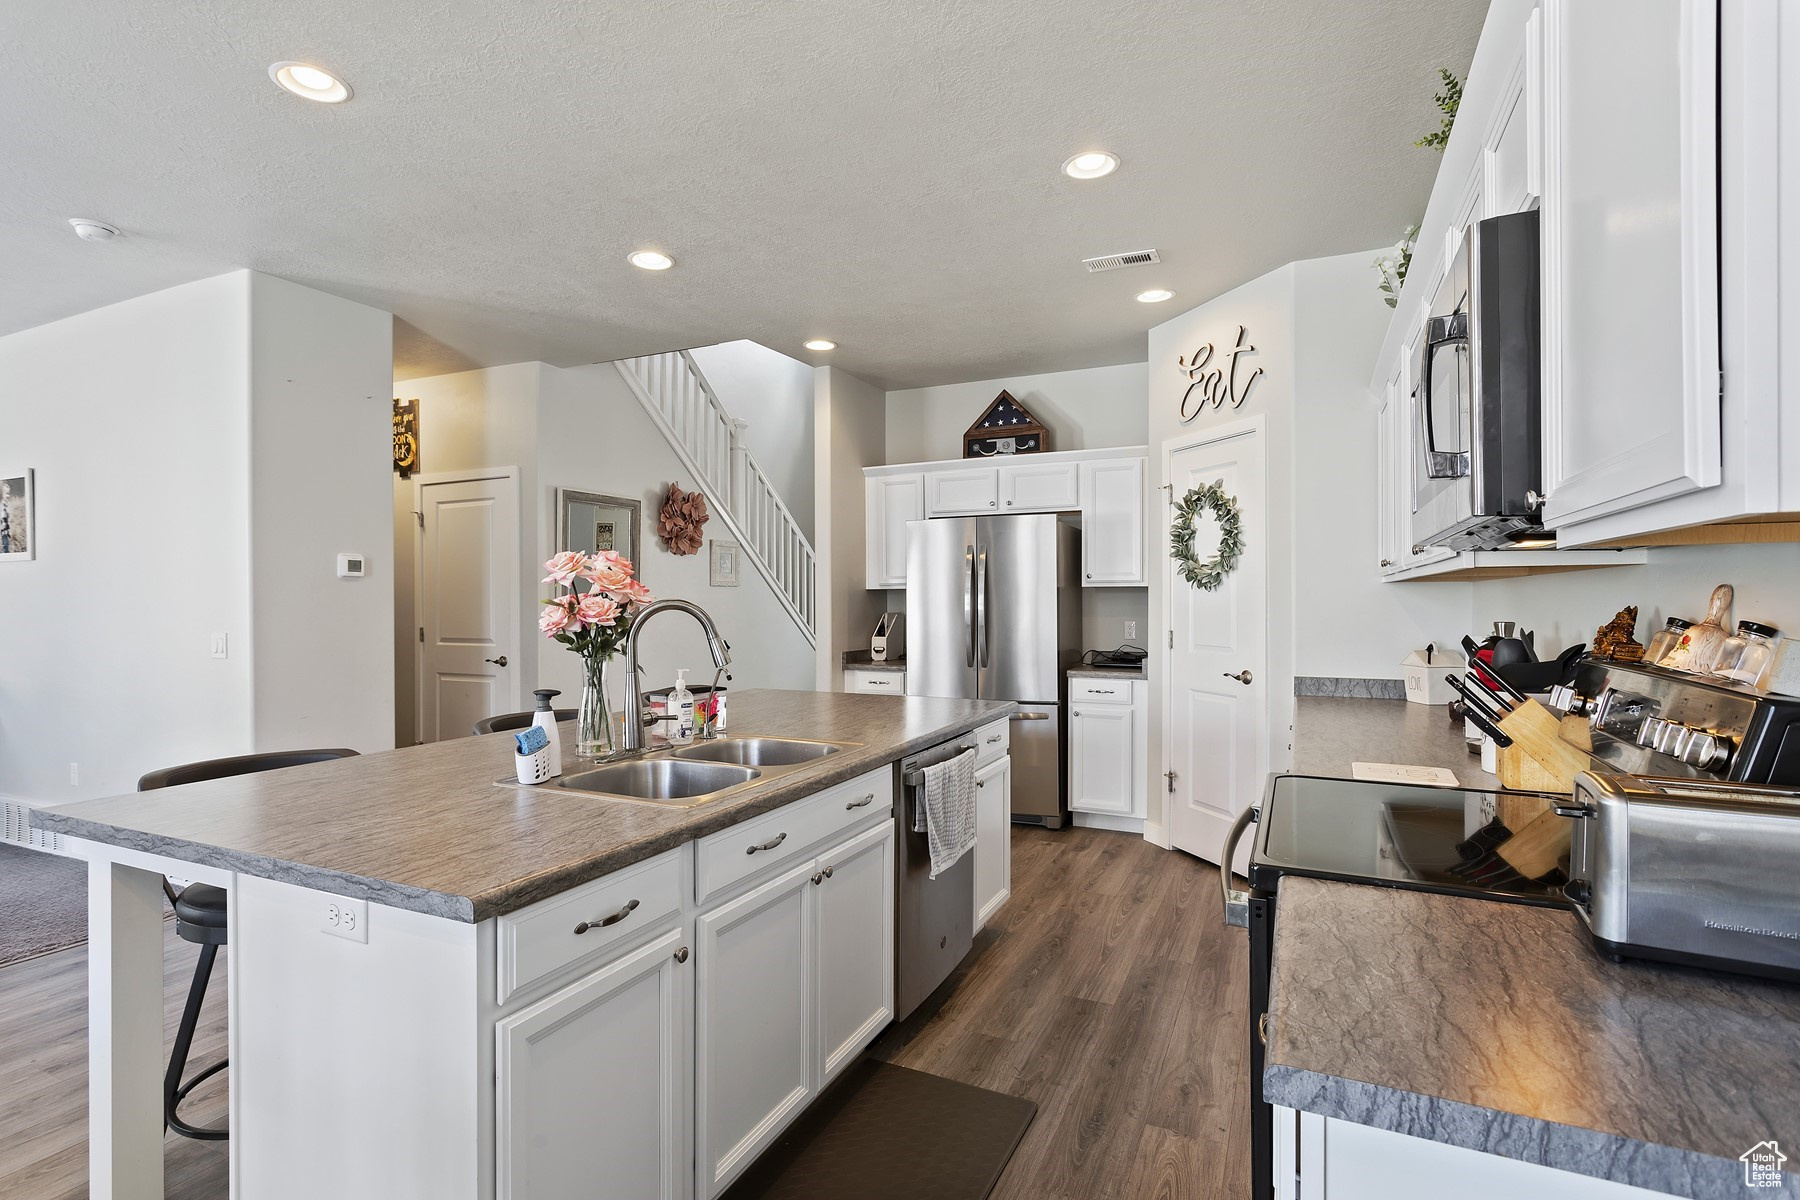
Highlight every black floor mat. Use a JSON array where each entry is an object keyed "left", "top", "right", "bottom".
[{"left": 721, "top": 1060, "right": 1036, "bottom": 1200}]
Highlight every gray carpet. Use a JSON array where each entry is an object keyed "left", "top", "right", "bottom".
[{"left": 0, "top": 841, "right": 91, "bottom": 966}]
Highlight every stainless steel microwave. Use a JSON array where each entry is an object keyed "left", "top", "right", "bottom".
[{"left": 1412, "top": 210, "right": 1544, "bottom": 552}]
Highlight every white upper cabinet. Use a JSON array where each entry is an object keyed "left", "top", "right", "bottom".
[
  {"left": 1483, "top": 8, "right": 1544, "bottom": 217},
  {"left": 1539, "top": 0, "right": 1720, "bottom": 529},
  {"left": 1080, "top": 457, "right": 1148, "bottom": 586},
  {"left": 926, "top": 467, "right": 999, "bottom": 515},
  {"left": 865, "top": 472, "right": 923, "bottom": 589},
  {"left": 998, "top": 459, "right": 1079, "bottom": 512}
]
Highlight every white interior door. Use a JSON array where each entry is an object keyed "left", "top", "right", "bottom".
[
  {"left": 1165, "top": 424, "right": 1267, "bottom": 869},
  {"left": 417, "top": 471, "right": 520, "bottom": 743}
]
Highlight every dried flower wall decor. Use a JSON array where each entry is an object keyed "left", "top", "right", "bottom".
[{"left": 657, "top": 484, "right": 709, "bottom": 555}]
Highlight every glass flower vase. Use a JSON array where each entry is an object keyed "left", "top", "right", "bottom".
[{"left": 576, "top": 653, "right": 615, "bottom": 759}]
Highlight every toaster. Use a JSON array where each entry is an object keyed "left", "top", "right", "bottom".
[{"left": 1561, "top": 771, "right": 1800, "bottom": 981}]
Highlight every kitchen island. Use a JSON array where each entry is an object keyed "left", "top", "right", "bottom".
[
  {"left": 1263, "top": 876, "right": 1800, "bottom": 1199},
  {"left": 35, "top": 688, "right": 1015, "bottom": 1200}
]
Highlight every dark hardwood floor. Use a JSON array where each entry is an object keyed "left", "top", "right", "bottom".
[
  {"left": 872, "top": 827, "right": 1251, "bottom": 1200},
  {"left": 0, "top": 826, "right": 1245, "bottom": 1200}
]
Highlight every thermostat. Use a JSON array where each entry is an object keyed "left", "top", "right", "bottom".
[{"left": 337, "top": 553, "right": 366, "bottom": 579}]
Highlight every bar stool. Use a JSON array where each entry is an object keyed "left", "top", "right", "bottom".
[
  {"left": 472, "top": 709, "right": 575, "bottom": 735},
  {"left": 138, "top": 748, "right": 359, "bottom": 1140}
]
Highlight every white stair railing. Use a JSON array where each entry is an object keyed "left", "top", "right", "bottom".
[{"left": 614, "top": 350, "right": 818, "bottom": 644}]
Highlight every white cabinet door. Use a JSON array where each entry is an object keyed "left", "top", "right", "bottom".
[
  {"left": 1483, "top": 8, "right": 1544, "bottom": 216},
  {"left": 1070, "top": 704, "right": 1135, "bottom": 816},
  {"left": 865, "top": 473, "right": 923, "bottom": 589},
  {"left": 926, "top": 467, "right": 999, "bottom": 515},
  {"left": 695, "top": 861, "right": 815, "bottom": 1198},
  {"left": 813, "top": 821, "right": 895, "bottom": 1083},
  {"left": 843, "top": 668, "right": 905, "bottom": 695},
  {"left": 496, "top": 925, "right": 692, "bottom": 1200},
  {"left": 1376, "top": 381, "right": 1403, "bottom": 576},
  {"left": 1079, "top": 457, "right": 1147, "bottom": 586},
  {"left": 1540, "top": 0, "right": 1720, "bottom": 528},
  {"left": 998, "top": 460, "right": 1079, "bottom": 512},
  {"left": 973, "top": 754, "right": 1012, "bottom": 931}
]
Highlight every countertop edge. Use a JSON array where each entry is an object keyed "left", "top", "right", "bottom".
[
  {"left": 1066, "top": 665, "right": 1147, "bottom": 680},
  {"left": 1259, "top": 1064, "right": 1772, "bottom": 1200},
  {"left": 35, "top": 699, "right": 1018, "bottom": 925}
]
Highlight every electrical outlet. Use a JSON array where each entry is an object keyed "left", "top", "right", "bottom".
[
  {"left": 210, "top": 632, "right": 229, "bottom": 659},
  {"left": 68, "top": 763, "right": 79, "bottom": 786},
  {"left": 322, "top": 897, "right": 369, "bottom": 943},
  {"left": 1124, "top": 620, "right": 1139, "bottom": 640}
]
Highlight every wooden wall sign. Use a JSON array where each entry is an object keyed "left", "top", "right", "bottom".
[
  {"left": 1177, "top": 324, "right": 1263, "bottom": 422},
  {"left": 963, "top": 390, "right": 1050, "bottom": 457},
  {"left": 392, "top": 398, "right": 420, "bottom": 478}
]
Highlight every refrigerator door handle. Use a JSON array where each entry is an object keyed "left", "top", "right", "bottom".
[
  {"left": 963, "top": 544, "right": 976, "bottom": 668},
  {"left": 976, "top": 548, "right": 990, "bottom": 668}
]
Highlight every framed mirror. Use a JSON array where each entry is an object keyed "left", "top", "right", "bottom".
[{"left": 557, "top": 489, "right": 642, "bottom": 592}]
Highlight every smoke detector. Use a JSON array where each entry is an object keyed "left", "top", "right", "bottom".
[
  {"left": 69, "top": 219, "right": 121, "bottom": 242},
  {"left": 1082, "top": 248, "right": 1160, "bottom": 273}
]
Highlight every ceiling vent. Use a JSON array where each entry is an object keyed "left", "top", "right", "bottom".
[{"left": 1082, "top": 248, "right": 1161, "bottom": 273}]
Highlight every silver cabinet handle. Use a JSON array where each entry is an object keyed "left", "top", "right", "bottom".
[
  {"left": 822, "top": 865, "right": 834, "bottom": 879},
  {"left": 1091, "top": 688, "right": 1115, "bottom": 694},
  {"left": 812, "top": 871, "right": 824, "bottom": 885},
  {"left": 1525, "top": 490, "right": 1548, "bottom": 510},
  {"left": 574, "top": 898, "right": 638, "bottom": 935},
  {"left": 846, "top": 793, "right": 876, "bottom": 811},
  {"left": 1379, "top": 559, "right": 1393, "bottom": 567},
  {"left": 746, "top": 832, "right": 788, "bottom": 855},
  {"left": 985, "top": 733, "right": 1002, "bottom": 744},
  {"left": 673, "top": 946, "right": 689, "bottom": 963}
]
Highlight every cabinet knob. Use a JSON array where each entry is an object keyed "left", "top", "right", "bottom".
[
  {"left": 811, "top": 872, "right": 825, "bottom": 885},
  {"left": 989, "top": 500, "right": 996, "bottom": 507},
  {"left": 1379, "top": 558, "right": 1393, "bottom": 567},
  {"left": 673, "top": 946, "right": 689, "bottom": 964},
  {"left": 1525, "top": 490, "right": 1549, "bottom": 511}
]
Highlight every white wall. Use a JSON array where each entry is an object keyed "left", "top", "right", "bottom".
[
  {"left": 392, "top": 363, "right": 541, "bottom": 742},
  {"left": 686, "top": 341, "right": 816, "bottom": 541},
  {"left": 815, "top": 367, "right": 890, "bottom": 689},
  {"left": 249, "top": 274, "right": 395, "bottom": 752},
  {"left": 884, "top": 362, "right": 1148, "bottom": 465}
]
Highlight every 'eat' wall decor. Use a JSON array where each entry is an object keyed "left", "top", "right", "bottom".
[
  {"left": 1177, "top": 324, "right": 1263, "bottom": 421},
  {"left": 392, "top": 398, "right": 420, "bottom": 478},
  {"left": 963, "top": 390, "right": 1050, "bottom": 457}
]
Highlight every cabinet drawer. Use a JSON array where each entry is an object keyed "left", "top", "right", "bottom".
[
  {"left": 844, "top": 668, "right": 904, "bottom": 695},
  {"left": 1070, "top": 677, "right": 1133, "bottom": 705},
  {"left": 695, "top": 766, "right": 891, "bottom": 905},
  {"left": 496, "top": 846, "right": 685, "bottom": 1005},
  {"left": 973, "top": 718, "right": 1009, "bottom": 768}
]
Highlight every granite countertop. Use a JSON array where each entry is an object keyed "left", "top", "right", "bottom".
[
  {"left": 842, "top": 651, "right": 906, "bottom": 672},
  {"left": 1292, "top": 695, "right": 1501, "bottom": 789},
  {"left": 1264, "top": 876, "right": 1800, "bottom": 1198},
  {"left": 1067, "top": 663, "right": 1147, "bottom": 681},
  {"left": 34, "top": 689, "right": 1013, "bottom": 924}
]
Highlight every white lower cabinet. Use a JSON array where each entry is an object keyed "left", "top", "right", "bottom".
[
  {"left": 843, "top": 668, "right": 905, "bottom": 695},
  {"left": 1272, "top": 1107, "right": 1669, "bottom": 1200},
  {"left": 496, "top": 924, "right": 694, "bottom": 1200},
  {"left": 972, "top": 754, "right": 1012, "bottom": 930},
  {"left": 695, "top": 821, "right": 897, "bottom": 1198},
  {"left": 1068, "top": 678, "right": 1146, "bottom": 821}
]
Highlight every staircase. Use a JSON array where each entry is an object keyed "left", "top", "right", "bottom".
[{"left": 614, "top": 350, "right": 818, "bottom": 645}]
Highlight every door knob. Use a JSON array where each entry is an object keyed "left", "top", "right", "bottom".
[
  {"left": 1223, "top": 669, "right": 1253, "bottom": 685},
  {"left": 485, "top": 655, "right": 508, "bottom": 667}
]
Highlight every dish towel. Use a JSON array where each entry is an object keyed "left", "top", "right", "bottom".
[{"left": 914, "top": 748, "right": 979, "bottom": 879}]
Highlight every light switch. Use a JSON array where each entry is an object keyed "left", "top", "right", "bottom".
[{"left": 210, "top": 632, "right": 229, "bottom": 659}]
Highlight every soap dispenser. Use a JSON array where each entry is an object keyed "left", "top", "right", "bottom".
[
  {"left": 530, "top": 688, "right": 564, "bottom": 775},
  {"left": 670, "top": 671, "right": 697, "bottom": 744}
]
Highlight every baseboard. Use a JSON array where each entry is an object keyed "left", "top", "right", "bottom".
[
  {"left": 0, "top": 795, "right": 64, "bottom": 853},
  {"left": 1071, "top": 811, "right": 1146, "bottom": 835},
  {"left": 1143, "top": 820, "right": 1172, "bottom": 849}
]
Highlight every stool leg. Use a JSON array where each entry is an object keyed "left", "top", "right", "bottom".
[{"left": 164, "top": 943, "right": 227, "bottom": 1141}]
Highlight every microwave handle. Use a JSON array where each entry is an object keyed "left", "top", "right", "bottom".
[{"left": 1417, "top": 311, "right": 1471, "bottom": 481}]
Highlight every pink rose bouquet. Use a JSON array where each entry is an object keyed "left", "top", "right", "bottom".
[{"left": 540, "top": 550, "right": 655, "bottom": 757}]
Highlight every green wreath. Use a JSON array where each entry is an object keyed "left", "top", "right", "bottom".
[{"left": 1171, "top": 480, "right": 1244, "bottom": 591}]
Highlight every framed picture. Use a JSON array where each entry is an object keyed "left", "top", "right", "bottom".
[
  {"left": 557, "top": 489, "right": 641, "bottom": 591},
  {"left": 709, "top": 539, "right": 740, "bottom": 587},
  {"left": 0, "top": 469, "right": 33, "bottom": 561}
]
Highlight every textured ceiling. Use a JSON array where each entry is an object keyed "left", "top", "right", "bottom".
[{"left": 4, "top": 0, "right": 1484, "bottom": 390}]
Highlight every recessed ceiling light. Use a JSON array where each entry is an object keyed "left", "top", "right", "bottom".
[
  {"left": 68, "top": 218, "right": 121, "bottom": 242},
  {"left": 803, "top": 339, "right": 836, "bottom": 352},
  {"left": 627, "top": 250, "right": 675, "bottom": 271},
  {"left": 269, "top": 61, "right": 352, "bottom": 103},
  {"left": 1136, "top": 288, "right": 1175, "bottom": 303},
  {"left": 1061, "top": 151, "right": 1119, "bottom": 180}
]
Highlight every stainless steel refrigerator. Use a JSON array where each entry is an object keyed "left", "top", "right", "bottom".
[{"left": 904, "top": 514, "right": 1081, "bottom": 827}]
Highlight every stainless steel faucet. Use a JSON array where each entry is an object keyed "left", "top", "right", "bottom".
[{"left": 620, "top": 599, "right": 733, "bottom": 752}]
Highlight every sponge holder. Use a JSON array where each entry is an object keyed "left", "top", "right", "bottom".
[{"left": 515, "top": 743, "right": 555, "bottom": 785}]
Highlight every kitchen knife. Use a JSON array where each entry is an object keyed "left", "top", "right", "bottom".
[{"left": 1445, "top": 675, "right": 1514, "bottom": 747}]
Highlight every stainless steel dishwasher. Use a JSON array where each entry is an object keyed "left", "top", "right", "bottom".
[{"left": 894, "top": 737, "right": 977, "bottom": 1020}]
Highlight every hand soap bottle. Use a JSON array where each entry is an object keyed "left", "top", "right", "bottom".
[
  {"left": 670, "top": 671, "right": 697, "bottom": 744},
  {"left": 530, "top": 688, "right": 564, "bottom": 776}
]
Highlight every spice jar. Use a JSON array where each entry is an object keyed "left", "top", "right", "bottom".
[
  {"left": 1647, "top": 618, "right": 1693, "bottom": 666},
  {"left": 1721, "top": 621, "right": 1781, "bottom": 688},
  {"left": 1661, "top": 585, "right": 1734, "bottom": 674}
]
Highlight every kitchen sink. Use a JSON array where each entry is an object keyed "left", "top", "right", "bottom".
[
  {"left": 672, "top": 737, "right": 844, "bottom": 767},
  {"left": 558, "top": 759, "right": 760, "bottom": 803}
]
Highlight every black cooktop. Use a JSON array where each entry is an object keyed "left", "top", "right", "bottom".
[{"left": 1247, "top": 774, "right": 1571, "bottom": 907}]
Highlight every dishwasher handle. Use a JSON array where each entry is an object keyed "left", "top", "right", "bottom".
[{"left": 1220, "top": 804, "right": 1260, "bottom": 929}]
